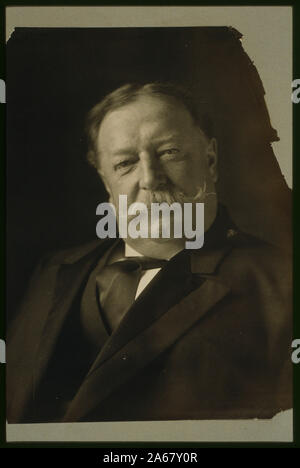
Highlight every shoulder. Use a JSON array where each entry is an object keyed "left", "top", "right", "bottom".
[
  {"left": 217, "top": 231, "right": 292, "bottom": 332},
  {"left": 13, "top": 238, "right": 115, "bottom": 310},
  {"left": 221, "top": 230, "right": 292, "bottom": 285},
  {"left": 8, "top": 238, "right": 116, "bottom": 335},
  {"left": 39, "top": 238, "right": 115, "bottom": 268}
]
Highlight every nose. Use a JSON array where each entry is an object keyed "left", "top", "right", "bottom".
[{"left": 139, "top": 151, "right": 165, "bottom": 190}]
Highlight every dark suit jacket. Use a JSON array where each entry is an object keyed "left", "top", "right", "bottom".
[{"left": 7, "top": 211, "right": 292, "bottom": 423}]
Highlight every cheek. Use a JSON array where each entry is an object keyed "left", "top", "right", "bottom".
[
  {"left": 108, "top": 173, "right": 140, "bottom": 205},
  {"left": 163, "top": 154, "right": 207, "bottom": 188},
  {"left": 186, "top": 152, "right": 208, "bottom": 180}
]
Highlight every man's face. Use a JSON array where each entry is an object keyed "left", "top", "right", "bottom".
[
  {"left": 97, "top": 94, "right": 217, "bottom": 202},
  {"left": 96, "top": 94, "right": 218, "bottom": 244}
]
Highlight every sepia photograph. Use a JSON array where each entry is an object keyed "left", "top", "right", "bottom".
[{"left": 5, "top": 6, "right": 293, "bottom": 442}]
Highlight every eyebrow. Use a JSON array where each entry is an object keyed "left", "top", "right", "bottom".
[
  {"left": 111, "top": 148, "right": 137, "bottom": 158},
  {"left": 153, "top": 134, "right": 181, "bottom": 145}
]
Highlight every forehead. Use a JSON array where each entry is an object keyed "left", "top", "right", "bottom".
[{"left": 97, "top": 95, "right": 196, "bottom": 152}]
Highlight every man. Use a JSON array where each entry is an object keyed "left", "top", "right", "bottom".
[{"left": 7, "top": 82, "right": 292, "bottom": 423}]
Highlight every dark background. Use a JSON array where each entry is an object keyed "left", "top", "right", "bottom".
[{"left": 6, "top": 26, "right": 292, "bottom": 320}]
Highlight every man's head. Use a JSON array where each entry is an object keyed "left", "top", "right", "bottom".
[{"left": 87, "top": 83, "right": 218, "bottom": 258}]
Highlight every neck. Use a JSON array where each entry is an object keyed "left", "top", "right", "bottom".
[{"left": 124, "top": 237, "right": 185, "bottom": 260}]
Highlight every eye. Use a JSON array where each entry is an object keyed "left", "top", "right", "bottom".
[
  {"left": 115, "top": 161, "right": 130, "bottom": 169},
  {"left": 114, "top": 160, "right": 135, "bottom": 173},
  {"left": 159, "top": 148, "right": 180, "bottom": 157}
]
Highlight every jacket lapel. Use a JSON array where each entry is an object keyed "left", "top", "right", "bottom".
[
  {"left": 33, "top": 239, "right": 116, "bottom": 394},
  {"left": 64, "top": 243, "right": 233, "bottom": 422}
]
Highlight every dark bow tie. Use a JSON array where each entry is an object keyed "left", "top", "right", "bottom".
[
  {"left": 114, "top": 256, "right": 168, "bottom": 271},
  {"left": 96, "top": 256, "right": 168, "bottom": 333}
]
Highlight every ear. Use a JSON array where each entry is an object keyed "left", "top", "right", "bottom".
[{"left": 206, "top": 137, "right": 218, "bottom": 183}]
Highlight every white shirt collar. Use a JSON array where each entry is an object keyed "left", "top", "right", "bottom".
[{"left": 124, "top": 243, "right": 144, "bottom": 258}]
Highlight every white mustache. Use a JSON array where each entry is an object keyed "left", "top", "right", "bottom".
[{"left": 145, "top": 181, "right": 214, "bottom": 205}]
